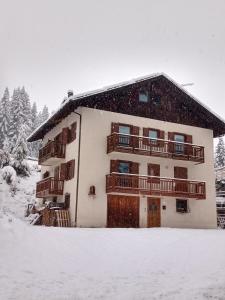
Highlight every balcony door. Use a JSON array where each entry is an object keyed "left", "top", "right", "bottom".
[
  {"left": 174, "top": 166, "right": 188, "bottom": 194},
  {"left": 147, "top": 198, "right": 161, "bottom": 227},
  {"left": 118, "top": 125, "right": 131, "bottom": 147}
]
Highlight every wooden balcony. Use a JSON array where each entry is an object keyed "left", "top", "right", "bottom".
[
  {"left": 107, "top": 133, "right": 204, "bottom": 163},
  {"left": 38, "top": 141, "right": 66, "bottom": 165},
  {"left": 106, "top": 173, "right": 206, "bottom": 199},
  {"left": 36, "top": 177, "right": 64, "bottom": 198}
]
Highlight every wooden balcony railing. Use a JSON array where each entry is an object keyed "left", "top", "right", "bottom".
[
  {"left": 106, "top": 173, "right": 206, "bottom": 199},
  {"left": 38, "top": 141, "right": 66, "bottom": 165},
  {"left": 36, "top": 177, "right": 64, "bottom": 198},
  {"left": 107, "top": 133, "right": 204, "bottom": 163}
]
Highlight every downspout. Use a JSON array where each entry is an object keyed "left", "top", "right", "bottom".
[{"left": 72, "top": 110, "right": 82, "bottom": 227}]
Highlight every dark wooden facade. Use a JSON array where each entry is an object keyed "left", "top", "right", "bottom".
[{"left": 28, "top": 74, "right": 225, "bottom": 142}]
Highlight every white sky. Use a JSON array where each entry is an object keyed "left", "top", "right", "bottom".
[{"left": 1, "top": 0, "right": 225, "bottom": 120}]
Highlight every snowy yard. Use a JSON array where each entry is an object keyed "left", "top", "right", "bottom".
[{"left": 1, "top": 217, "right": 225, "bottom": 300}]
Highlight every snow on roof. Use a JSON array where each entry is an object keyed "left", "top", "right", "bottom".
[{"left": 28, "top": 72, "right": 225, "bottom": 141}]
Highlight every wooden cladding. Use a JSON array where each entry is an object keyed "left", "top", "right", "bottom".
[
  {"left": 106, "top": 173, "right": 206, "bottom": 199},
  {"left": 107, "top": 133, "right": 204, "bottom": 163},
  {"left": 36, "top": 177, "right": 64, "bottom": 198}
]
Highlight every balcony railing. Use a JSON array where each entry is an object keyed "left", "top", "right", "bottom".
[
  {"left": 36, "top": 177, "right": 64, "bottom": 198},
  {"left": 38, "top": 141, "right": 66, "bottom": 165},
  {"left": 107, "top": 133, "right": 204, "bottom": 163},
  {"left": 106, "top": 173, "right": 206, "bottom": 199}
]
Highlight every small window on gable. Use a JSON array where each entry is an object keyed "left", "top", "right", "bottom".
[
  {"left": 176, "top": 199, "right": 188, "bottom": 213},
  {"left": 139, "top": 90, "right": 148, "bottom": 103}
]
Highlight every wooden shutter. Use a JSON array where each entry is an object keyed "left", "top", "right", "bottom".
[
  {"left": 168, "top": 132, "right": 174, "bottom": 153},
  {"left": 174, "top": 167, "right": 188, "bottom": 179},
  {"left": 62, "top": 128, "right": 69, "bottom": 144},
  {"left": 148, "top": 164, "right": 160, "bottom": 176},
  {"left": 111, "top": 123, "right": 119, "bottom": 133},
  {"left": 131, "top": 162, "right": 139, "bottom": 174},
  {"left": 158, "top": 130, "right": 165, "bottom": 147},
  {"left": 168, "top": 132, "right": 174, "bottom": 140},
  {"left": 110, "top": 160, "right": 118, "bottom": 173},
  {"left": 185, "top": 135, "right": 192, "bottom": 144},
  {"left": 143, "top": 128, "right": 149, "bottom": 146},
  {"left": 185, "top": 134, "right": 193, "bottom": 156},
  {"left": 132, "top": 126, "right": 140, "bottom": 148},
  {"left": 70, "top": 122, "right": 77, "bottom": 142},
  {"left": 60, "top": 163, "right": 67, "bottom": 180},
  {"left": 67, "top": 160, "right": 75, "bottom": 180}
]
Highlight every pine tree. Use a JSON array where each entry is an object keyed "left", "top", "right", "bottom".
[
  {"left": 20, "top": 86, "right": 32, "bottom": 135},
  {"left": 0, "top": 88, "right": 10, "bottom": 148},
  {"left": 11, "top": 124, "right": 30, "bottom": 176},
  {"left": 215, "top": 137, "right": 225, "bottom": 168}
]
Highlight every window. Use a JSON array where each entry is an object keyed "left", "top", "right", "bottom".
[
  {"left": 174, "top": 134, "right": 185, "bottom": 153},
  {"left": 66, "top": 160, "right": 75, "bottom": 180},
  {"left": 118, "top": 125, "right": 131, "bottom": 146},
  {"left": 149, "top": 130, "right": 158, "bottom": 140},
  {"left": 176, "top": 199, "right": 188, "bottom": 213},
  {"left": 118, "top": 162, "right": 130, "bottom": 174},
  {"left": 139, "top": 90, "right": 148, "bottom": 103}
]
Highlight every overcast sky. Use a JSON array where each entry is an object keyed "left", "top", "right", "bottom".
[{"left": 1, "top": 0, "right": 225, "bottom": 120}]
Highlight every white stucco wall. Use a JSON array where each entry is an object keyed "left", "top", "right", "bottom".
[
  {"left": 76, "top": 107, "right": 217, "bottom": 229},
  {"left": 40, "top": 107, "right": 217, "bottom": 229}
]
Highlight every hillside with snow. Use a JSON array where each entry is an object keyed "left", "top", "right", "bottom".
[{"left": 0, "top": 160, "right": 40, "bottom": 220}]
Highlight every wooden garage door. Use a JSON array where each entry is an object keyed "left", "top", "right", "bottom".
[{"left": 107, "top": 195, "right": 139, "bottom": 228}]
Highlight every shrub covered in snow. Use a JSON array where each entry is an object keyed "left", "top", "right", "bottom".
[{"left": 1, "top": 166, "right": 17, "bottom": 185}]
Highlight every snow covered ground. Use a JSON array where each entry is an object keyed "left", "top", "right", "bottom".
[{"left": 1, "top": 216, "right": 225, "bottom": 300}]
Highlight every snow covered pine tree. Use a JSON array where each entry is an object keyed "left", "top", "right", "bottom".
[
  {"left": 215, "top": 137, "right": 225, "bottom": 168},
  {"left": 0, "top": 88, "right": 10, "bottom": 148}
]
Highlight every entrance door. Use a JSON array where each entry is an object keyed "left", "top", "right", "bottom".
[
  {"left": 107, "top": 195, "right": 139, "bottom": 228},
  {"left": 147, "top": 198, "right": 161, "bottom": 227}
]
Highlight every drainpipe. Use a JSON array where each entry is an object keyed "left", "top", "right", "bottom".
[{"left": 72, "top": 110, "right": 82, "bottom": 227}]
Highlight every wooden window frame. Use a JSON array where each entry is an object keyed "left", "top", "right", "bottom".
[{"left": 176, "top": 199, "right": 189, "bottom": 213}]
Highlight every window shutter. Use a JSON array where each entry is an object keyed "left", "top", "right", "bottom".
[
  {"left": 143, "top": 128, "right": 149, "bottom": 146},
  {"left": 148, "top": 164, "right": 160, "bottom": 176},
  {"left": 132, "top": 126, "right": 140, "bottom": 148},
  {"left": 110, "top": 160, "right": 118, "bottom": 173},
  {"left": 70, "top": 122, "right": 77, "bottom": 142},
  {"left": 54, "top": 166, "right": 60, "bottom": 180},
  {"left": 67, "top": 160, "right": 75, "bottom": 180},
  {"left": 159, "top": 130, "right": 165, "bottom": 139},
  {"left": 168, "top": 132, "right": 174, "bottom": 153},
  {"left": 185, "top": 134, "right": 193, "bottom": 156},
  {"left": 111, "top": 123, "right": 119, "bottom": 133},
  {"left": 174, "top": 167, "right": 188, "bottom": 179},
  {"left": 185, "top": 135, "right": 192, "bottom": 144},
  {"left": 62, "top": 128, "right": 69, "bottom": 144},
  {"left": 131, "top": 162, "right": 139, "bottom": 174},
  {"left": 168, "top": 132, "right": 174, "bottom": 140},
  {"left": 60, "top": 163, "right": 67, "bottom": 180}
]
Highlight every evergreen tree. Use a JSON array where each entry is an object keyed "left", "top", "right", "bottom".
[
  {"left": 215, "top": 137, "right": 225, "bottom": 168},
  {"left": 11, "top": 124, "right": 30, "bottom": 176},
  {"left": 0, "top": 88, "right": 10, "bottom": 148}
]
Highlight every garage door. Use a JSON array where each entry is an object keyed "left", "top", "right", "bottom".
[{"left": 107, "top": 195, "right": 139, "bottom": 228}]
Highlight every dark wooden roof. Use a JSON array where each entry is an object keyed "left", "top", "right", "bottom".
[{"left": 28, "top": 73, "right": 225, "bottom": 142}]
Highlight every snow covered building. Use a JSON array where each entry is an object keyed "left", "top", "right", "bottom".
[{"left": 28, "top": 73, "right": 225, "bottom": 229}]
